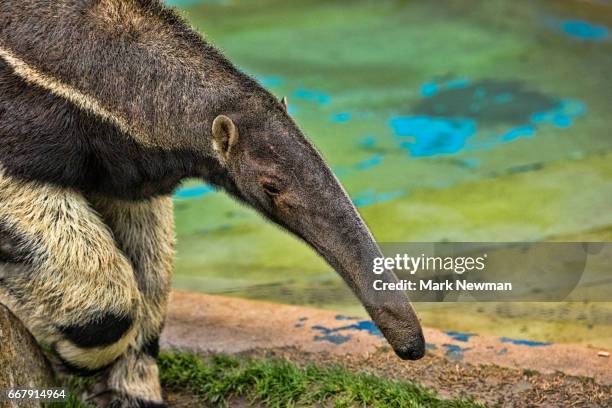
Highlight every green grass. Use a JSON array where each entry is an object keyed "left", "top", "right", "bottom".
[
  {"left": 48, "top": 352, "right": 483, "bottom": 408},
  {"left": 158, "top": 352, "right": 483, "bottom": 408}
]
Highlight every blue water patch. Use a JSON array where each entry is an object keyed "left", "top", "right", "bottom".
[
  {"left": 559, "top": 99, "right": 588, "bottom": 116},
  {"left": 500, "top": 337, "right": 552, "bottom": 347},
  {"left": 345, "top": 320, "right": 384, "bottom": 337},
  {"left": 293, "top": 89, "right": 331, "bottom": 105},
  {"left": 390, "top": 116, "right": 477, "bottom": 157},
  {"left": 354, "top": 155, "right": 383, "bottom": 170},
  {"left": 500, "top": 125, "right": 536, "bottom": 142},
  {"left": 442, "top": 344, "right": 472, "bottom": 361},
  {"left": 420, "top": 78, "right": 471, "bottom": 97},
  {"left": 445, "top": 331, "right": 477, "bottom": 342},
  {"left": 357, "top": 135, "right": 377, "bottom": 149},
  {"left": 553, "top": 115, "right": 571, "bottom": 128},
  {"left": 331, "top": 166, "right": 351, "bottom": 177},
  {"left": 400, "top": 83, "right": 586, "bottom": 156},
  {"left": 494, "top": 93, "right": 514, "bottom": 104},
  {"left": 287, "top": 105, "right": 298, "bottom": 115},
  {"left": 420, "top": 82, "right": 439, "bottom": 97},
  {"left": 330, "top": 112, "right": 352, "bottom": 123},
  {"left": 330, "top": 153, "right": 383, "bottom": 179},
  {"left": 446, "top": 78, "right": 471, "bottom": 90},
  {"left": 311, "top": 320, "right": 383, "bottom": 345},
  {"left": 352, "top": 190, "right": 404, "bottom": 207},
  {"left": 471, "top": 98, "right": 587, "bottom": 148},
  {"left": 474, "top": 87, "right": 487, "bottom": 99},
  {"left": 415, "top": 78, "right": 558, "bottom": 126},
  {"left": 560, "top": 20, "right": 609, "bottom": 41},
  {"left": 174, "top": 184, "right": 215, "bottom": 199},
  {"left": 257, "top": 75, "right": 284, "bottom": 87},
  {"left": 426, "top": 343, "right": 437, "bottom": 350},
  {"left": 312, "top": 325, "right": 353, "bottom": 344},
  {"left": 531, "top": 99, "right": 587, "bottom": 129}
]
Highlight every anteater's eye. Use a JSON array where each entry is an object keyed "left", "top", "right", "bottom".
[{"left": 262, "top": 183, "right": 282, "bottom": 197}]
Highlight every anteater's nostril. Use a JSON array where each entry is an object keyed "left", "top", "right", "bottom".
[
  {"left": 393, "top": 333, "right": 426, "bottom": 361},
  {"left": 407, "top": 344, "right": 426, "bottom": 360},
  {"left": 395, "top": 344, "right": 426, "bottom": 360}
]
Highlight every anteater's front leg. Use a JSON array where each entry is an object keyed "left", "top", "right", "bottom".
[
  {"left": 0, "top": 168, "right": 142, "bottom": 376},
  {"left": 88, "top": 195, "right": 175, "bottom": 408}
]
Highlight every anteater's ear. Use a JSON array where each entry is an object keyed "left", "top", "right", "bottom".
[
  {"left": 281, "top": 96, "right": 288, "bottom": 111},
  {"left": 212, "top": 115, "right": 239, "bottom": 160}
]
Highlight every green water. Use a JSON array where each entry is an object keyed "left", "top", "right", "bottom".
[{"left": 167, "top": 0, "right": 612, "bottom": 348}]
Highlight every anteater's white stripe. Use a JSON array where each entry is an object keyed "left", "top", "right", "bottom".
[{"left": 0, "top": 45, "right": 150, "bottom": 146}]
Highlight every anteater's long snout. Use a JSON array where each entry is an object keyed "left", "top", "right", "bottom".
[
  {"left": 297, "top": 176, "right": 425, "bottom": 360},
  {"left": 322, "top": 231, "right": 425, "bottom": 360}
]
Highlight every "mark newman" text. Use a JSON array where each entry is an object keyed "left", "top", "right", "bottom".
[{"left": 373, "top": 279, "right": 512, "bottom": 292}]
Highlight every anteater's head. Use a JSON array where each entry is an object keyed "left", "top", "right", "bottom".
[{"left": 202, "top": 92, "right": 425, "bottom": 360}]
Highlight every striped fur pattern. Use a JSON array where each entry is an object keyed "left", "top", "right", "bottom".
[
  {"left": 0, "top": 0, "right": 288, "bottom": 405},
  {"left": 0, "top": 166, "right": 142, "bottom": 371},
  {"left": 0, "top": 167, "right": 174, "bottom": 406},
  {"left": 85, "top": 196, "right": 175, "bottom": 406},
  {"left": 0, "top": 2, "right": 237, "bottom": 406}
]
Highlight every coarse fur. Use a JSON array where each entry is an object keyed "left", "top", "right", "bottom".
[
  {"left": 0, "top": 1, "right": 425, "bottom": 407},
  {"left": 0, "top": 167, "right": 142, "bottom": 371}
]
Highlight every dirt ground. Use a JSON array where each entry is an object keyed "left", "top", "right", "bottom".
[
  {"left": 160, "top": 291, "right": 612, "bottom": 407},
  {"left": 285, "top": 349, "right": 611, "bottom": 407}
]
